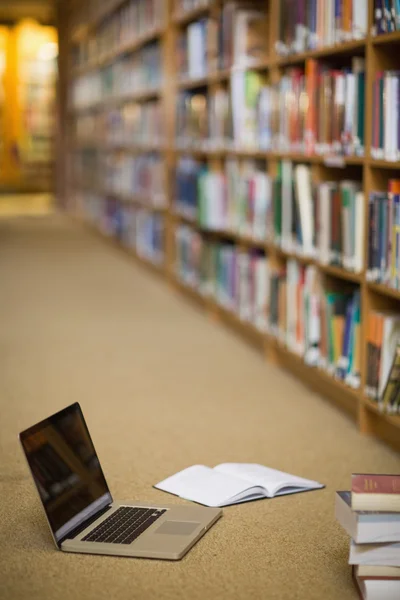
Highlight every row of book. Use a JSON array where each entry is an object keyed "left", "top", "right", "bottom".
[
  {"left": 176, "top": 4, "right": 267, "bottom": 80},
  {"left": 269, "top": 262, "right": 361, "bottom": 387},
  {"left": 175, "top": 225, "right": 362, "bottom": 387},
  {"left": 78, "top": 192, "right": 165, "bottom": 265},
  {"left": 72, "top": 43, "right": 162, "bottom": 109},
  {"left": 74, "top": 101, "right": 165, "bottom": 148},
  {"left": 72, "top": 149, "right": 166, "bottom": 207},
  {"left": 277, "top": 0, "right": 368, "bottom": 56},
  {"left": 176, "top": 57, "right": 365, "bottom": 156},
  {"left": 372, "top": 70, "right": 400, "bottom": 162},
  {"left": 365, "top": 310, "right": 400, "bottom": 413},
  {"left": 336, "top": 474, "right": 400, "bottom": 600},
  {"left": 71, "top": 0, "right": 165, "bottom": 70},
  {"left": 175, "top": 158, "right": 365, "bottom": 273},
  {"left": 366, "top": 180, "right": 400, "bottom": 290},
  {"left": 175, "top": 225, "right": 269, "bottom": 330},
  {"left": 102, "top": 152, "right": 166, "bottom": 206},
  {"left": 373, "top": 0, "right": 400, "bottom": 34}
]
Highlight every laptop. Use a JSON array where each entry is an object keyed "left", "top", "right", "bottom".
[{"left": 19, "top": 403, "right": 222, "bottom": 560}]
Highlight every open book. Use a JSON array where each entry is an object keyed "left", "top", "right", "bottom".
[{"left": 155, "top": 463, "right": 324, "bottom": 507}]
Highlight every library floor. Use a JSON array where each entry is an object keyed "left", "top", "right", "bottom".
[{"left": 1, "top": 214, "right": 399, "bottom": 600}]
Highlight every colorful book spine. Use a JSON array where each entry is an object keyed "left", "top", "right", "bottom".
[
  {"left": 365, "top": 311, "right": 400, "bottom": 411},
  {"left": 372, "top": 70, "right": 400, "bottom": 162},
  {"left": 367, "top": 181, "right": 400, "bottom": 290},
  {"left": 175, "top": 159, "right": 272, "bottom": 242},
  {"left": 174, "top": 225, "right": 268, "bottom": 330},
  {"left": 352, "top": 474, "right": 400, "bottom": 494},
  {"left": 274, "top": 162, "right": 363, "bottom": 271},
  {"left": 373, "top": 0, "right": 400, "bottom": 34},
  {"left": 276, "top": 0, "right": 367, "bottom": 56},
  {"left": 78, "top": 194, "right": 165, "bottom": 265}
]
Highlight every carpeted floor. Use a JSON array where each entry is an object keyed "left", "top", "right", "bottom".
[{"left": 0, "top": 215, "right": 399, "bottom": 600}]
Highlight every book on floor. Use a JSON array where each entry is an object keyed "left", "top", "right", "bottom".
[
  {"left": 155, "top": 463, "right": 324, "bottom": 507},
  {"left": 352, "top": 474, "right": 400, "bottom": 511},
  {"left": 349, "top": 540, "right": 400, "bottom": 567},
  {"left": 335, "top": 491, "right": 400, "bottom": 543},
  {"left": 353, "top": 565, "right": 400, "bottom": 600}
]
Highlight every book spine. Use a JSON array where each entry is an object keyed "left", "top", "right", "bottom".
[{"left": 352, "top": 473, "right": 400, "bottom": 494}]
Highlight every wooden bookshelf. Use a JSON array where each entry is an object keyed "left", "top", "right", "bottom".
[{"left": 65, "top": 0, "right": 400, "bottom": 453}]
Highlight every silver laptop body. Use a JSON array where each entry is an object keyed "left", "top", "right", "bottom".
[{"left": 19, "top": 403, "right": 222, "bottom": 560}]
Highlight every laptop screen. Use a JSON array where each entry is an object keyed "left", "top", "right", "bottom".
[{"left": 20, "top": 403, "right": 112, "bottom": 544}]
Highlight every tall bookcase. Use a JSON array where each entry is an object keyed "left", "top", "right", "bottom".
[{"left": 64, "top": 0, "right": 400, "bottom": 453}]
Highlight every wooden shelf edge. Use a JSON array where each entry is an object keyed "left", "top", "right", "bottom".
[
  {"left": 362, "top": 398, "right": 400, "bottom": 429},
  {"left": 69, "top": 88, "right": 162, "bottom": 114},
  {"left": 70, "top": 141, "right": 166, "bottom": 153},
  {"left": 173, "top": 3, "right": 213, "bottom": 26},
  {"left": 369, "top": 158, "right": 400, "bottom": 170},
  {"left": 171, "top": 219, "right": 363, "bottom": 282},
  {"left": 73, "top": 184, "right": 168, "bottom": 212},
  {"left": 371, "top": 30, "right": 400, "bottom": 46},
  {"left": 272, "top": 38, "right": 366, "bottom": 66},
  {"left": 173, "top": 146, "right": 364, "bottom": 164},
  {"left": 367, "top": 282, "right": 400, "bottom": 301}
]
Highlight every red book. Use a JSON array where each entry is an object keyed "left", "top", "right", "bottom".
[{"left": 352, "top": 474, "right": 400, "bottom": 512}]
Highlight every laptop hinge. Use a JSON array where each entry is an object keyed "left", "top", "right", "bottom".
[{"left": 58, "top": 504, "right": 112, "bottom": 547}]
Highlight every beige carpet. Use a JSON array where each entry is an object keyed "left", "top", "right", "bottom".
[{"left": 0, "top": 215, "right": 399, "bottom": 600}]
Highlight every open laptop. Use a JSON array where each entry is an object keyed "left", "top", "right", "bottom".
[{"left": 19, "top": 403, "right": 222, "bottom": 560}]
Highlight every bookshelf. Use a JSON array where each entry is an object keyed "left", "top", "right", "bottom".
[{"left": 64, "top": 0, "right": 400, "bottom": 453}]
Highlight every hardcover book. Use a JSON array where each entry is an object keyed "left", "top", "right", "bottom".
[{"left": 352, "top": 474, "right": 400, "bottom": 512}]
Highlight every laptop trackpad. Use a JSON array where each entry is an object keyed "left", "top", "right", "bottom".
[{"left": 155, "top": 521, "right": 200, "bottom": 536}]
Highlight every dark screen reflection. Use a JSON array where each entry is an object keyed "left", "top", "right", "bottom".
[{"left": 20, "top": 404, "right": 111, "bottom": 541}]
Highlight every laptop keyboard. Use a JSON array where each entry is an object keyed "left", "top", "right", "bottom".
[{"left": 82, "top": 507, "right": 166, "bottom": 545}]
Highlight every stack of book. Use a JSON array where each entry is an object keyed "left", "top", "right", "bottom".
[
  {"left": 373, "top": 0, "right": 400, "bottom": 35},
  {"left": 276, "top": 0, "right": 368, "bottom": 56},
  {"left": 336, "top": 473, "right": 400, "bottom": 600},
  {"left": 372, "top": 71, "right": 400, "bottom": 163},
  {"left": 365, "top": 310, "right": 400, "bottom": 413}
]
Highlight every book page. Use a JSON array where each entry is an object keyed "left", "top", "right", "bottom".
[
  {"left": 155, "top": 465, "right": 261, "bottom": 507},
  {"left": 215, "top": 463, "right": 324, "bottom": 497}
]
